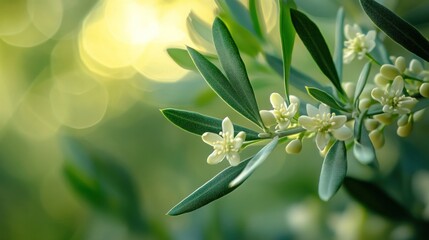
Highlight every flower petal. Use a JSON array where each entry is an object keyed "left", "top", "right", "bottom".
[
  {"left": 343, "top": 49, "right": 356, "bottom": 64},
  {"left": 298, "top": 116, "right": 318, "bottom": 131},
  {"left": 316, "top": 132, "right": 330, "bottom": 151},
  {"left": 390, "top": 76, "right": 404, "bottom": 95},
  {"left": 222, "top": 117, "right": 234, "bottom": 134},
  {"left": 290, "top": 95, "right": 300, "bottom": 106},
  {"left": 270, "top": 92, "right": 285, "bottom": 109},
  {"left": 226, "top": 152, "right": 241, "bottom": 166},
  {"left": 345, "top": 24, "right": 361, "bottom": 39},
  {"left": 319, "top": 104, "right": 330, "bottom": 115},
  {"left": 260, "top": 110, "right": 277, "bottom": 127},
  {"left": 202, "top": 132, "right": 223, "bottom": 145},
  {"left": 233, "top": 132, "right": 246, "bottom": 149},
  {"left": 332, "top": 126, "right": 353, "bottom": 140},
  {"left": 207, "top": 151, "right": 225, "bottom": 165},
  {"left": 371, "top": 88, "right": 384, "bottom": 102},
  {"left": 306, "top": 104, "right": 319, "bottom": 117},
  {"left": 330, "top": 115, "right": 347, "bottom": 129}
]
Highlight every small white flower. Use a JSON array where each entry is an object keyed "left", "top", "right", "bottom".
[
  {"left": 260, "top": 93, "right": 300, "bottom": 131},
  {"left": 371, "top": 76, "right": 417, "bottom": 115},
  {"left": 202, "top": 117, "right": 246, "bottom": 166},
  {"left": 298, "top": 104, "right": 352, "bottom": 151},
  {"left": 343, "top": 24, "right": 376, "bottom": 64}
]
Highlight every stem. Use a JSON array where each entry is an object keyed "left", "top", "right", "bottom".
[{"left": 365, "top": 53, "right": 381, "bottom": 66}]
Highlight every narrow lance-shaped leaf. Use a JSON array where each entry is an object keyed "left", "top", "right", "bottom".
[
  {"left": 354, "top": 62, "right": 371, "bottom": 106},
  {"left": 221, "top": 0, "right": 256, "bottom": 36},
  {"left": 186, "top": 11, "right": 214, "bottom": 51},
  {"left": 212, "top": 18, "right": 262, "bottom": 126},
  {"left": 290, "top": 9, "right": 345, "bottom": 96},
  {"left": 161, "top": 108, "right": 260, "bottom": 141},
  {"left": 343, "top": 177, "right": 413, "bottom": 221},
  {"left": 360, "top": 0, "right": 429, "bottom": 62},
  {"left": 187, "top": 46, "right": 259, "bottom": 125},
  {"left": 249, "top": 0, "right": 265, "bottom": 40},
  {"left": 306, "top": 87, "right": 349, "bottom": 112},
  {"left": 279, "top": 0, "right": 297, "bottom": 104},
  {"left": 229, "top": 136, "right": 279, "bottom": 187},
  {"left": 167, "top": 48, "right": 197, "bottom": 71},
  {"left": 353, "top": 112, "right": 378, "bottom": 168},
  {"left": 167, "top": 157, "right": 252, "bottom": 216},
  {"left": 318, "top": 140, "right": 347, "bottom": 201},
  {"left": 334, "top": 7, "right": 345, "bottom": 80}
]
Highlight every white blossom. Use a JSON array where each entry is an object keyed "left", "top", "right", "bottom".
[
  {"left": 343, "top": 24, "right": 376, "bottom": 64},
  {"left": 202, "top": 117, "right": 246, "bottom": 166},
  {"left": 260, "top": 93, "right": 300, "bottom": 131},
  {"left": 298, "top": 104, "right": 352, "bottom": 151},
  {"left": 371, "top": 76, "right": 417, "bottom": 115}
]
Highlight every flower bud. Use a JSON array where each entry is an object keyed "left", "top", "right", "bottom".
[
  {"left": 369, "top": 129, "right": 385, "bottom": 149},
  {"left": 410, "top": 59, "right": 423, "bottom": 74},
  {"left": 374, "top": 73, "right": 390, "bottom": 86},
  {"left": 419, "top": 83, "right": 429, "bottom": 98},
  {"left": 397, "top": 120, "right": 413, "bottom": 137},
  {"left": 395, "top": 56, "right": 406, "bottom": 73},
  {"left": 413, "top": 109, "right": 425, "bottom": 122},
  {"left": 397, "top": 114, "right": 409, "bottom": 127},
  {"left": 285, "top": 139, "right": 302, "bottom": 154},
  {"left": 364, "top": 118, "right": 379, "bottom": 131},
  {"left": 343, "top": 82, "right": 356, "bottom": 99},
  {"left": 374, "top": 113, "right": 393, "bottom": 125},
  {"left": 358, "top": 98, "right": 371, "bottom": 111},
  {"left": 380, "top": 64, "right": 400, "bottom": 79}
]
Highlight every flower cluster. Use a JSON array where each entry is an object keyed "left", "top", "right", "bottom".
[{"left": 343, "top": 24, "right": 376, "bottom": 64}]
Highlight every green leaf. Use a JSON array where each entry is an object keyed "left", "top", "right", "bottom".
[
  {"left": 290, "top": 9, "right": 345, "bottom": 95},
  {"left": 221, "top": 0, "right": 255, "bottom": 36},
  {"left": 354, "top": 62, "right": 372, "bottom": 105},
  {"left": 186, "top": 11, "right": 214, "bottom": 51},
  {"left": 62, "top": 137, "right": 146, "bottom": 231},
  {"left": 161, "top": 108, "right": 260, "bottom": 141},
  {"left": 229, "top": 136, "right": 279, "bottom": 187},
  {"left": 187, "top": 46, "right": 260, "bottom": 125},
  {"left": 167, "top": 48, "right": 197, "bottom": 71},
  {"left": 212, "top": 18, "right": 262, "bottom": 126},
  {"left": 343, "top": 177, "right": 413, "bottom": 221},
  {"left": 318, "top": 140, "right": 347, "bottom": 201},
  {"left": 279, "top": 0, "right": 297, "bottom": 104},
  {"left": 360, "top": 0, "right": 429, "bottom": 62},
  {"left": 413, "top": 98, "right": 429, "bottom": 113},
  {"left": 306, "top": 87, "right": 348, "bottom": 112},
  {"left": 334, "top": 7, "right": 345, "bottom": 80},
  {"left": 352, "top": 110, "right": 378, "bottom": 167},
  {"left": 249, "top": 0, "right": 265, "bottom": 40},
  {"left": 167, "top": 157, "right": 251, "bottom": 216},
  {"left": 264, "top": 53, "right": 326, "bottom": 92}
]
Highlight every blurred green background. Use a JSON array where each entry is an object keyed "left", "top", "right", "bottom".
[{"left": 1, "top": 0, "right": 429, "bottom": 239}]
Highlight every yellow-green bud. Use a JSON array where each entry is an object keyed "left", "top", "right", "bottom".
[
  {"left": 364, "top": 118, "right": 379, "bottom": 131},
  {"left": 380, "top": 64, "right": 400, "bottom": 79},
  {"left": 343, "top": 82, "right": 356, "bottom": 99},
  {"left": 397, "top": 120, "right": 413, "bottom": 137},
  {"left": 419, "top": 83, "right": 429, "bottom": 98},
  {"left": 358, "top": 98, "right": 371, "bottom": 111},
  {"left": 369, "top": 129, "right": 385, "bottom": 149},
  {"left": 395, "top": 56, "right": 406, "bottom": 73},
  {"left": 410, "top": 59, "right": 423, "bottom": 74},
  {"left": 285, "top": 139, "right": 302, "bottom": 154},
  {"left": 413, "top": 109, "right": 425, "bottom": 122},
  {"left": 397, "top": 114, "right": 409, "bottom": 127},
  {"left": 374, "top": 113, "right": 393, "bottom": 125},
  {"left": 374, "top": 73, "right": 390, "bottom": 86}
]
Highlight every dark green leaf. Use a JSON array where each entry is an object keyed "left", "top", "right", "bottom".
[
  {"left": 360, "top": 0, "right": 429, "bottom": 62},
  {"left": 367, "top": 104, "right": 383, "bottom": 116},
  {"left": 167, "top": 157, "right": 251, "bottom": 216},
  {"left": 343, "top": 177, "right": 413, "bottom": 221},
  {"left": 167, "top": 48, "right": 197, "bottom": 71},
  {"left": 354, "top": 62, "right": 372, "bottom": 105},
  {"left": 212, "top": 18, "right": 262, "bottom": 126},
  {"left": 306, "top": 87, "right": 348, "bottom": 112},
  {"left": 334, "top": 7, "right": 345, "bottom": 80},
  {"left": 187, "top": 46, "right": 259, "bottom": 125},
  {"left": 62, "top": 137, "right": 146, "bottom": 231},
  {"left": 161, "top": 108, "right": 260, "bottom": 141},
  {"left": 290, "top": 9, "right": 345, "bottom": 95},
  {"left": 318, "top": 140, "right": 347, "bottom": 201},
  {"left": 279, "top": 0, "right": 297, "bottom": 104},
  {"left": 249, "top": 0, "right": 265, "bottom": 40},
  {"left": 229, "top": 136, "right": 279, "bottom": 187}
]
